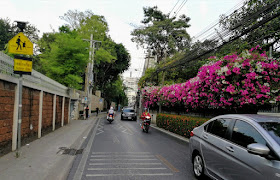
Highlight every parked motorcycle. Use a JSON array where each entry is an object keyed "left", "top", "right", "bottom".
[
  {"left": 107, "top": 114, "right": 114, "bottom": 124},
  {"left": 142, "top": 116, "right": 151, "bottom": 133}
]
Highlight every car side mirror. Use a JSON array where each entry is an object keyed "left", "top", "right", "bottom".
[{"left": 247, "top": 143, "right": 270, "bottom": 157}]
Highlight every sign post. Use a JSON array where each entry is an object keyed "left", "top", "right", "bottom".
[{"left": 8, "top": 21, "right": 33, "bottom": 150}]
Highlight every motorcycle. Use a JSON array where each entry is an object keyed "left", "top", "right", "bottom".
[
  {"left": 107, "top": 114, "right": 114, "bottom": 124},
  {"left": 142, "top": 116, "right": 151, "bottom": 133}
]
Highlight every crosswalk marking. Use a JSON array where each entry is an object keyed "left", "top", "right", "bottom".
[
  {"left": 86, "top": 173, "right": 173, "bottom": 177},
  {"left": 88, "top": 167, "right": 167, "bottom": 170},
  {"left": 86, "top": 152, "right": 175, "bottom": 178},
  {"left": 89, "top": 163, "right": 162, "bottom": 165},
  {"left": 91, "top": 155, "right": 155, "bottom": 158},
  {"left": 90, "top": 159, "right": 158, "bottom": 161},
  {"left": 92, "top": 152, "right": 151, "bottom": 154}
]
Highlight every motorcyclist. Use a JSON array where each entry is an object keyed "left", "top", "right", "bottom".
[
  {"left": 140, "top": 108, "right": 151, "bottom": 129},
  {"left": 107, "top": 107, "right": 115, "bottom": 119}
]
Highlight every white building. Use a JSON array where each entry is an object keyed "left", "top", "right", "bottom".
[{"left": 123, "top": 76, "right": 139, "bottom": 106}]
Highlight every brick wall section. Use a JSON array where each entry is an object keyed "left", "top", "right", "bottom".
[
  {"left": 55, "top": 96, "right": 62, "bottom": 129},
  {"left": 64, "top": 98, "right": 69, "bottom": 125},
  {"left": 21, "top": 87, "right": 40, "bottom": 144},
  {"left": 42, "top": 92, "right": 53, "bottom": 135},
  {"left": 0, "top": 80, "right": 15, "bottom": 153}
]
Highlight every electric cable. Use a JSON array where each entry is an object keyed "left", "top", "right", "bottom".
[
  {"left": 169, "top": 0, "right": 180, "bottom": 17},
  {"left": 173, "top": 0, "right": 188, "bottom": 18},
  {"left": 155, "top": 7, "right": 280, "bottom": 72}
]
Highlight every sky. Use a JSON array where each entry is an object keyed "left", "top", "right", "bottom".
[{"left": 0, "top": 0, "right": 244, "bottom": 78}]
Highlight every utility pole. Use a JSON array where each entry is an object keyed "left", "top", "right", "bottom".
[
  {"left": 159, "top": 50, "right": 167, "bottom": 113},
  {"left": 83, "top": 34, "right": 101, "bottom": 113}
]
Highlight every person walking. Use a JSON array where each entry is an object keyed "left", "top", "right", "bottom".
[
  {"left": 85, "top": 105, "right": 89, "bottom": 119},
  {"left": 96, "top": 107, "right": 99, "bottom": 116}
]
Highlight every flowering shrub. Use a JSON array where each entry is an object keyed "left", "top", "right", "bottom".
[
  {"left": 142, "top": 46, "right": 280, "bottom": 112},
  {"left": 156, "top": 114, "right": 209, "bottom": 138}
]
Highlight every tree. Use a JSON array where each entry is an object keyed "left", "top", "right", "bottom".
[
  {"left": 95, "top": 43, "right": 130, "bottom": 91},
  {"left": 38, "top": 28, "right": 89, "bottom": 89},
  {"left": 219, "top": 0, "right": 280, "bottom": 55},
  {"left": 0, "top": 18, "right": 13, "bottom": 50},
  {"left": 131, "top": 6, "right": 191, "bottom": 63},
  {"left": 0, "top": 18, "right": 40, "bottom": 52},
  {"left": 103, "top": 76, "right": 128, "bottom": 107}
]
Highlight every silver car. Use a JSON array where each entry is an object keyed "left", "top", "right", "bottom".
[
  {"left": 121, "top": 108, "right": 137, "bottom": 121},
  {"left": 190, "top": 114, "right": 280, "bottom": 180}
]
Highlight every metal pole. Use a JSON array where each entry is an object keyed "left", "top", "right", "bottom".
[
  {"left": 17, "top": 74, "right": 23, "bottom": 149},
  {"left": 88, "top": 34, "right": 94, "bottom": 112},
  {"left": 269, "top": 46, "right": 272, "bottom": 58}
]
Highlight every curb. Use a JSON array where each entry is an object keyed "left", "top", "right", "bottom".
[{"left": 150, "top": 124, "right": 189, "bottom": 143}]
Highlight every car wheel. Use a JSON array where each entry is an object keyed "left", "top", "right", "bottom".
[{"left": 193, "top": 154, "right": 204, "bottom": 179}]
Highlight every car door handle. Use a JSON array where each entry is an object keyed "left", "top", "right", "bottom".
[
  {"left": 226, "top": 146, "right": 234, "bottom": 152},
  {"left": 203, "top": 134, "right": 208, "bottom": 139}
]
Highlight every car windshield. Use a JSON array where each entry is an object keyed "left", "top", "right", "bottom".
[
  {"left": 259, "top": 122, "right": 280, "bottom": 146},
  {"left": 123, "top": 109, "right": 134, "bottom": 113}
]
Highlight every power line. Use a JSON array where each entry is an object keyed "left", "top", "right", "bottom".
[
  {"left": 193, "top": 0, "right": 246, "bottom": 41},
  {"left": 172, "top": 0, "right": 188, "bottom": 18},
  {"left": 155, "top": 4, "right": 280, "bottom": 73},
  {"left": 169, "top": 0, "right": 180, "bottom": 17}
]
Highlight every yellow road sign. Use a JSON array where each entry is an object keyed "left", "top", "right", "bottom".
[
  {"left": 14, "top": 58, "right": 32, "bottom": 73},
  {"left": 8, "top": 32, "right": 33, "bottom": 55}
]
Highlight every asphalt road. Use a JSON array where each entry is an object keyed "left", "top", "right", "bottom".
[{"left": 67, "top": 113, "right": 198, "bottom": 180}]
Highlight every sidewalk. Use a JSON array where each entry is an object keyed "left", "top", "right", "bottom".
[{"left": 0, "top": 114, "right": 105, "bottom": 180}]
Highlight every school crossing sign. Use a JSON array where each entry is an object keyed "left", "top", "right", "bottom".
[{"left": 8, "top": 32, "right": 33, "bottom": 55}]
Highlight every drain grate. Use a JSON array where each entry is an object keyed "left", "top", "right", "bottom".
[{"left": 60, "top": 148, "right": 84, "bottom": 156}]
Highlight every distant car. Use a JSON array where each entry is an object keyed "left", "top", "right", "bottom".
[
  {"left": 121, "top": 108, "right": 137, "bottom": 121},
  {"left": 189, "top": 114, "right": 280, "bottom": 180}
]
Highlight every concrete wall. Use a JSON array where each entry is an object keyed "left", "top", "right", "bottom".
[
  {"left": 0, "top": 52, "right": 71, "bottom": 153},
  {"left": 0, "top": 52, "right": 104, "bottom": 154},
  {"left": 91, "top": 95, "right": 104, "bottom": 112}
]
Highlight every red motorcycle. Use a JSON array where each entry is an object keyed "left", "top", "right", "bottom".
[{"left": 142, "top": 116, "right": 151, "bottom": 133}]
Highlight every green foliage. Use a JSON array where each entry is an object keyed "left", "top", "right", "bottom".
[
  {"left": 95, "top": 43, "right": 130, "bottom": 91},
  {"left": 38, "top": 30, "right": 88, "bottom": 89},
  {"left": 219, "top": 0, "right": 280, "bottom": 55},
  {"left": 0, "top": 18, "right": 39, "bottom": 51},
  {"left": 95, "top": 48, "right": 116, "bottom": 64},
  {"left": 0, "top": 18, "right": 13, "bottom": 51},
  {"left": 131, "top": 6, "right": 191, "bottom": 63},
  {"left": 156, "top": 114, "right": 209, "bottom": 138},
  {"left": 103, "top": 76, "right": 128, "bottom": 107},
  {"left": 138, "top": 68, "right": 157, "bottom": 88}
]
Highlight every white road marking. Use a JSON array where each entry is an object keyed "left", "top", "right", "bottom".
[
  {"left": 92, "top": 152, "right": 151, "bottom": 154},
  {"left": 91, "top": 155, "right": 155, "bottom": 158},
  {"left": 122, "top": 128, "right": 133, "bottom": 135},
  {"left": 86, "top": 173, "right": 173, "bottom": 177},
  {"left": 87, "top": 167, "right": 167, "bottom": 170},
  {"left": 95, "top": 124, "right": 104, "bottom": 135},
  {"left": 89, "top": 163, "right": 162, "bottom": 165},
  {"left": 90, "top": 159, "right": 158, "bottom": 161}
]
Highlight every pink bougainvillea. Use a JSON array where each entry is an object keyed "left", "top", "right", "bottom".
[{"left": 141, "top": 47, "right": 280, "bottom": 110}]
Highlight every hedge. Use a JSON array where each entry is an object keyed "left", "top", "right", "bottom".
[{"left": 156, "top": 113, "right": 209, "bottom": 138}]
